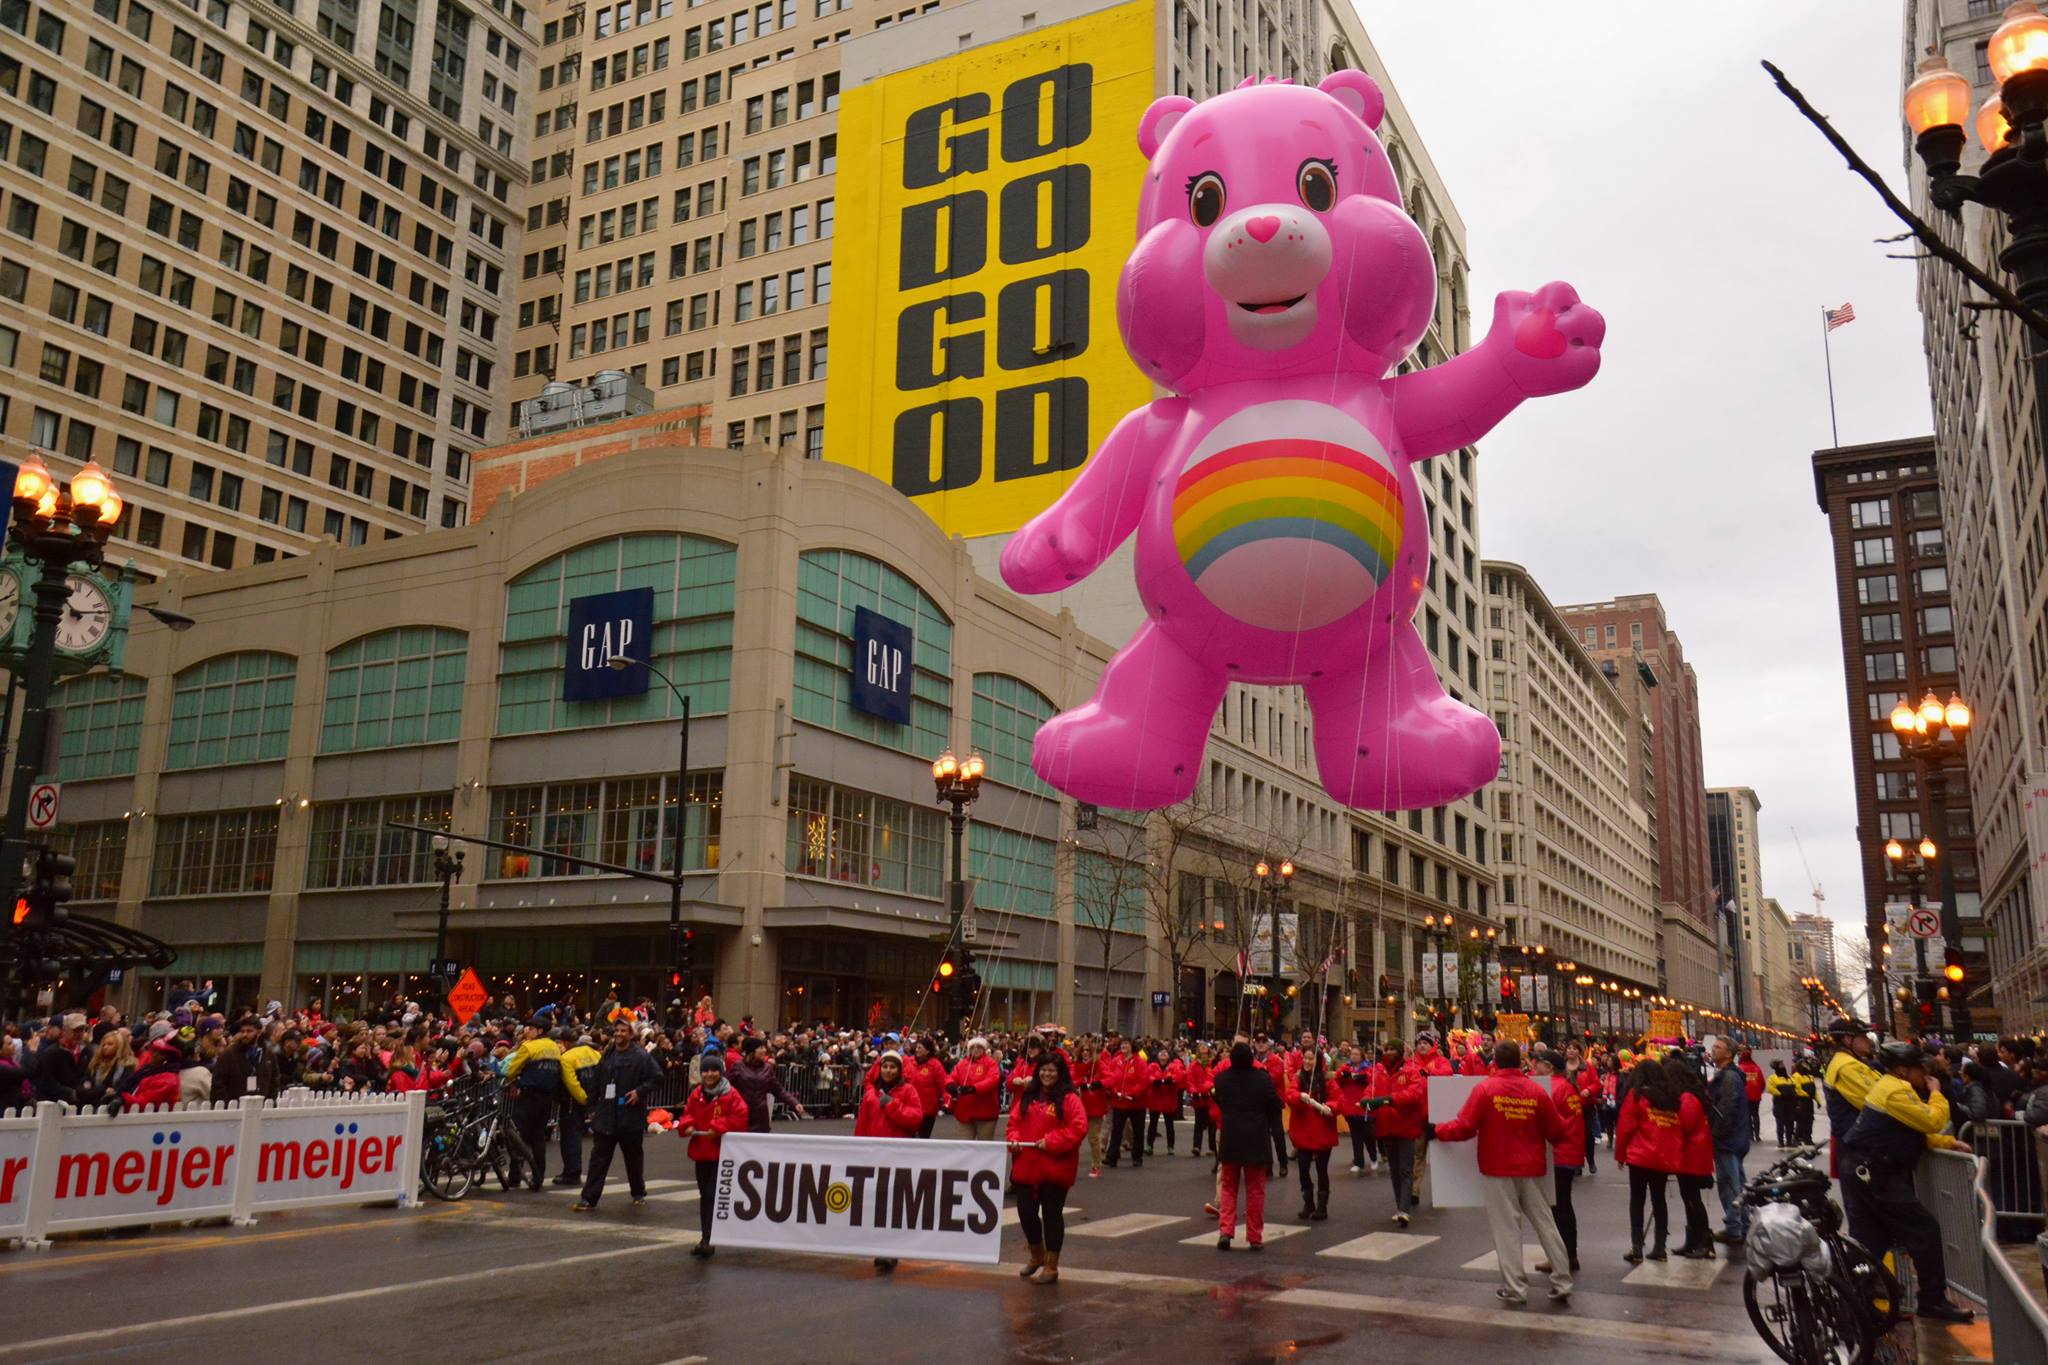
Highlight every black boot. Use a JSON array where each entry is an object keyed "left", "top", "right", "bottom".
[
  {"left": 1312, "top": 1191, "right": 1329, "bottom": 1222},
  {"left": 1299, "top": 1198, "right": 1316, "bottom": 1219}
]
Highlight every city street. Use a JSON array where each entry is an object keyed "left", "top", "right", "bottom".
[{"left": 0, "top": 1117, "right": 1937, "bottom": 1365}]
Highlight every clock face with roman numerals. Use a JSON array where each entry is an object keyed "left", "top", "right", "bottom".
[{"left": 55, "top": 574, "right": 112, "bottom": 654}]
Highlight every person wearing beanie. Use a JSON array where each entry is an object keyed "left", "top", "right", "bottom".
[
  {"left": 947, "top": 1036, "right": 1002, "bottom": 1141},
  {"left": 673, "top": 1049, "right": 749, "bottom": 1254},
  {"left": 856, "top": 1050, "right": 925, "bottom": 1273}
]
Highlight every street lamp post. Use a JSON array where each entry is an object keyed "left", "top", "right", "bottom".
[
  {"left": 606, "top": 654, "right": 693, "bottom": 991},
  {"left": 1886, "top": 692, "right": 1972, "bottom": 1035},
  {"left": 1884, "top": 834, "right": 1946, "bottom": 1036},
  {"left": 1468, "top": 925, "right": 1498, "bottom": 1028},
  {"left": 1254, "top": 858, "right": 1295, "bottom": 1030},
  {"left": 430, "top": 833, "right": 464, "bottom": 1007},
  {"left": 932, "top": 750, "right": 984, "bottom": 1027},
  {"left": 1422, "top": 911, "right": 1452, "bottom": 1030}
]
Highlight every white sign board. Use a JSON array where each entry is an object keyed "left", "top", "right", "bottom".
[
  {"left": 25, "top": 782, "right": 58, "bottom": 832},
  {"left": 1425, "top": 1074, "right": 1553, "bottom": 1212},
  {"left": 1420, "top": 952, "right": 1460, "bottom": 998},
  {"left": 1247, "top": 914, "right": 1299, "bottom": 978},
  {"left": 712, "top": 1132, "right": 1005, "bottom": 1264},
  {"left": 0, "top": 1112, "right": 36, "bottom": 1240}
]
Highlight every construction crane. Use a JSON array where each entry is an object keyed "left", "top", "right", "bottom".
[{"left": 1790, "top": 826, "right": 1825, "bottom": 915}]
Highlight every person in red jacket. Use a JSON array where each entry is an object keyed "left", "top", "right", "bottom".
[
  {"left": 1287, "top": 1052, "right": 1340, "bottom": 1221},
  {"left": 1663, "top": 1052, "right": 1718, "bottom": 1259},
  {"left": 1613, "top": 1056, "right": 1691, "bottom": 1263},
  {"left": 1408, "top": 1032, "right": 1454, "bottom": 1207},
  {"left": 1146, "top": 1043, "right": 1185, "bottom": 1156},
  {"left": 856, "top": 1050, "right": 926, "bottom": 1273},
  {"left": 1071, "top": 1038, "right": 1113, "bottom": 1177},
  {"left": 1434, "top": 1041, "right": 1574, "bottom": 1306},
  {"left": 1106, "top": 1039, "right": 1153, "bottom": 1169},
  {"left": 1007, "top": 1051, "right": 1090, "bottom": 1284},
  {"left": 1330, "top": 1043, "right": 1372, "bottom": 1175},
  {"left": 905, "top": 1037, "right": 948, "bottom": 1139},
  {"left": 1368, "top": 1040, "right": 1426, "bottom": 1226},
  {"left": 946, "top": 1037, "right": 1003, "bottom": 1140},
  {"left": 1183, "top": 1048, "right": 1218, "bottom": 1159},
  {"left": 1737, "top": 1047, "right": 1766, "bottom": 1144},
  {"left": 1531, "top": 1048, "right": 1585, "bottom": 1275},
  {"left": 680, "top": 1051, "right": 751, "bottom": 1258},
  {"left": 1565, "top": 1045, "right": 1604, "bottom": 1174}
]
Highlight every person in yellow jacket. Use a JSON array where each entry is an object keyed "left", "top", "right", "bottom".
[
  {"left": 553, "top": 1031, "right": 605, "bottom": 1188},
  {"left": 1787, "top": 1064, "right": 1817, "bottom": 1145},
  {"left": 1820, "top": 1018, "right": 1881, "bottom": 1165},
  {"left": 1765, "top": 1063, "right": 1795, "bottom": 1148},
  {"left": 1838, "top": 1040, "right": 1975, "bottom": 1324},
  {"left": 503, "top": 1019, "right": 588, "bottom": 1190}
]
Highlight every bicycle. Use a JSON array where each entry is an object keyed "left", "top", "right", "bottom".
[
  {"left": 1739, "top": 1144, "right": 1910, "bottom": 1365},
  {"left": 420, "top": 1073, "right": 533, "bottom": 1201}
]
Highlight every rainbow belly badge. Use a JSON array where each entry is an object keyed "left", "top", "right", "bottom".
[{"left": 1171, "top": 402, "right": 1402, "bottom": 629}]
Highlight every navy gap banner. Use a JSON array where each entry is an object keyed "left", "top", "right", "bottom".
[
  {"left": 564, "top": 586, "right": 654, "bottom": 701},
  {"left": 851, "top": 605, "right": 913, "bottom": 724}
]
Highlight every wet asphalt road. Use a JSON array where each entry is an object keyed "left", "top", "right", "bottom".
[{"left": 0, "top": 1114, "right": 1939, "bottom": 1365}]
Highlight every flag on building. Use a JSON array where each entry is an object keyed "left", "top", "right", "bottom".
[{"left": 1824, "top": 303, "right": 1856, "bottom": 331}]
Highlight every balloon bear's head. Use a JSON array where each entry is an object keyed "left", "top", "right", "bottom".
[{"left": 1119, "top": 72, "right": 1438, "bottom": 393}]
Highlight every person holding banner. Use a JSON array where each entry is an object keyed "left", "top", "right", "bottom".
[
  {"left": 1007, "top": 1051, "right": 1089, "bottom": 1285},
  {"left": 856, "top": 1050, "right": 926, "bottom": 1273},
  {"left": 1433, "top": 1041, "right": 1575, "bottom": 1307},
  {"left": 676, "top": 1051, "right": 749, "bottom": 1255},
  {"left": 1369, "top": 1040, "right": 1425, "bottom": 1227},
  {"left": 1070, "top": 1038, "right": 1112, "bottom": 1177}
]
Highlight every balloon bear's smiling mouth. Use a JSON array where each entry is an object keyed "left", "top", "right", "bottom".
[{"left": 1239, "top": 295, "right": 1306, "bottom": 315}]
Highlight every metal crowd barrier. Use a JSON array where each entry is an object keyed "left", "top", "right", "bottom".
[
  {"left": 1918, "top": 1142, "right": 2048, "bottom": 1363},
  {"left": 634, "top": 1062, "right": 861, "bottom": 1118},
  {"left": 1962, "top": 1119, "right": 2048, "bottom": 1240}
]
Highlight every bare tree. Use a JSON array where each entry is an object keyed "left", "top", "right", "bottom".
[{"left": 1067, "top": 812, "right": 1153, "bottom": 1035}]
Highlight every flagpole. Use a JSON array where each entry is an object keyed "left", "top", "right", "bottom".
[{"left": 1821, "top": 306, "right": 1841, "bottom": 447}]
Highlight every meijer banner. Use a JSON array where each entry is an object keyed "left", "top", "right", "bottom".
[
  {"left": 712, "top": 1132, "right": 1005, "bottom": 1263},
  {"left": 824, "top": 0, "right": 1156, "bottom": 537}
]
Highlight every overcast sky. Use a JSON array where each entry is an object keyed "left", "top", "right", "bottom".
[{"left": 1360, "top": 3, "right": 1935, "bottom": 997}]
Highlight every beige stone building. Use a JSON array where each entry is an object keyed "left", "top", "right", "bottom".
[
  {"left": 1755, "top": 896, "right": 1801, "bottom": 1034},
  {"left": 1483, "top": 562, "right": 1660, "bottom": 1003},
  {"left": 0, "top": 0, "right": 530, "bottom": 577},
  {"left": 1706, "top": 785, "right": 1769, "bottom": 1019}
]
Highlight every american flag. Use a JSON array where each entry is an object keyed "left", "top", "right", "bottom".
[{"left": 1825, "top": 303, "right": 1856, "bottom": 331}]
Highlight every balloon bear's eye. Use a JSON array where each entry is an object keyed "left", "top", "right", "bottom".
[
  {"left": 1297, "top": 160, "right": 1337, "bottom": 212},
  {"left": 1187, "top": 172, "right": 1226, "bottom": 227}
]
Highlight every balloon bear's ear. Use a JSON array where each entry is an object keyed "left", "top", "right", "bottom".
[
  {"left": 1317, "top": 70, "right": 1386, "bottom": 130},
  {"left": 1138, "top": 96, "right": 1196, "bottom": 159}
]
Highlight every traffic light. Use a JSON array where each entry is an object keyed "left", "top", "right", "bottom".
[
  {"left": 680, "top": 927, "right": 697, "bottom": 975},
  {"left": 18, "top": 848, "right": 73, "bottom": 930},
  {"left": 1944, "top": 946, "right": 1966, "bottom": 986}
]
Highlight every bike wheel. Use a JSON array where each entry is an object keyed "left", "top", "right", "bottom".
[
  {"left": 1743, "top": 1271, "right": 1869, "bottom": 1365},
  {"left": 423, "top": 1142, "right": 475, "bottom": 1201}
]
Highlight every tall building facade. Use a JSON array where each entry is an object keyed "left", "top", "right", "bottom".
[
  {"left": 1903, "top": 0, "right": 2048, "bottom": 1032},
  {"left": 1790, "top": 912, "right": 1842, "bottom": 999},
  {"left": 0, "top": 0, "right": 527, "bottom": 577},
  {"left": 1811, "top": 435, "right": 1982, "bottom": 1019},
  {"left": 1483, "top": 561, "right": 1660, "bottom": 990},
  {"left": 1706, "top": 786, "right": 1767, "bottom": 1018},
  {"left": 1756, "top": 896, "right": 1799, "bottom": 1032},
  {"left": 1556, "top": 594, "right": 1720, "bottom": 1006}
]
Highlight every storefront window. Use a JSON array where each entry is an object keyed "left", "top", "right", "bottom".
[
  {"left": 489, "top": 772, "right": 721, "bottom": 878},
  {"left": 320, "top": 626, "right": 468, "bottom": 752},
  {"left": 165, "top": 652, "right": 297, "bottom": 768},
  {"left": 785, "top": 775, "right": 942, "bottom": 896},
  {"left": 792, "top": 549, "right": 951, "bottom": 757},
  {"left": 148, "top": 807, "right": 280, "bottom": 895},
  {"left": 305, "top": 793, "right": 454, "bottom": 887},
  {"left": 52, "top": 673, "right": 148, "bottom": 778},
  {"left": 47, "top": 819, "right": 128, "bottom": 899}
]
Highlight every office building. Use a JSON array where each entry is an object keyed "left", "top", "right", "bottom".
[
  {"left": 1902, "top": 0, "right": 2048, "bottom": 1032},
  {"left": 0, "top": 0, "right": 529, "bottom": 577},
  {"left": 1790, "top": 911, "right": 1842, "bottom": 999},
  {"left": 1706, "top": 785, "right": 1770, "bottom": 1018},
  {"left": 1811, "top": 435, "right": 1982, "bottom": 1020}
]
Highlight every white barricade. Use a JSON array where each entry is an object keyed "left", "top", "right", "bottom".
[{"left": 2, "top": 1090, "right": 425, "bottom": 1248}]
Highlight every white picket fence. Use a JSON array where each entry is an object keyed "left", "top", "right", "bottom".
[{"left": 0, "top": 1090, "right": 426, "bottom": 1248}]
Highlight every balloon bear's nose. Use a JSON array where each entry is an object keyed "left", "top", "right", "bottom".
[{"left": 1246, "top": 216, "right": 1281, "bottom": 244}]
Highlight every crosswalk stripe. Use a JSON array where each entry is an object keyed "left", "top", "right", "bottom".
[
  {"left": 1460, "top": 1245, "right": 1545, "bottom": 1273},
  {"left": 1623, "top": 1256, "right": 1726, "bottom": 1290},
  {"left": 1317, "top": 1231, "right": 1440, "bottom": 1261},
  {"left": 1268, "top": 1288, "right": 1756, "bottom": 1358},
  {"left": 1183, "top": 1222, "right": 1308, "bottom": 1247},
  {"left": 1066, "top": 1213, "right": 1186, "bottom": 1239}
]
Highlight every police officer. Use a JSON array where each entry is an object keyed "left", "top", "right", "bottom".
[
  {"left": 503, "top": 1017, "right": 587, "bottom": 1190},
  {"left": 1838, "top": 1040, "right": 1976, "bottom": 1324},
  {"left": 1819, "top": 1017, "right": 1879, "bottom": 1173},
  {"left": 555, "top": 1030, "right": 604, "bottom": 1187}
]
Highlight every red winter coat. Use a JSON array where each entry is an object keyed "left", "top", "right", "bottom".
[
  {"left": 1006, "top": 1089, "right": 1090, "bottom": 1187},
  {"left": 1286, "top": 1082, "right": 1340, "bottom": 1151},
  {"left": 682, "top": 1084, "right": 752, "bottom": 1161},
  {"left": 1148, "top": 1059, "right": 1184, "bottom": 1114},
  {"left": 1677, "top": 1091, "right": 1713, "bottom": 1178},
  {"left": 1110, "top": 1056, "right": 1154, "bottom": 1110},
  {"left": 1614, "top": 1090, "right": 1697, "bottom": 1175},
  {"left": 1547, "top": 1075, "right": 1587, "bottom": 1168},
  {"left": 1739, "top": 1059, "right": 1765, "bottom": 1105},
  {"left": 906, "top": 1057, "right": 947, "bottom": 1118},
  {"left": 948, "top": 1054, "right": 1003, "bottom": 1123},
  {"left": 1330, "top": 1064, "right": 1370, "bottom": 1119},
  {"left": 1071, "top": 1056, "right": 1111, "bottom": 1118},
  {"left": 1262, "top": 1052, "right": 1290, "bottom": 1090},
  {"left": 1459, "top": 1050, "right": 1492, "bottom": 1077},
  {"left": 1369, "top": 1061, "right": 1428, "bottom": 1140},
  {"left": 856, "top": 1076, "right": 925, "bottom": 1138},
  {"left": 1435, "top": 1068, "right": 1571, "bottom": 1178},
  {"left": 1572, "top": 1065, "right": 1603, "bottom": 1104}
]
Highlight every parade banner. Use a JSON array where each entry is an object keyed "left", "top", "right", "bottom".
[
  {"left": 1427, "top": 1075, "right": 1548, "bottom": 1211},
  {"left": 1649, "top": 1009, "right": 1683, "bottom": 1040},
  {"left": 712, "top": 1132, "right": 1006, "bottom": 1264},
  {"left": 1494, "top": 1013, "right": 1534, "bottom": 1044}
]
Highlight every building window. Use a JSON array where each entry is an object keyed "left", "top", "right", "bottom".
[
  {"left": 793, "top": 549, "right": 952, "bottom": 758},
  {"left": 1852, "top": 536, "right": 1895, "bottom": 567},
  {"left": 320, "top": 627, "right": 469, "bottom": 751},
  {"left": 148, "top": 807, "right": 281, "bottom": 895},
  {"left": 971, "top": 673, "right": 1054, "bottom": 794},
  {"left": 498, "top": 534, "right": 737, "bottom": 734},
  {"left": 48, "top": 819, "right": 128, "bottom": 900},
  {"left": 305, "top": 793, "right": 455, "bottom": 888},
  {"left": 487, "top": 772, "right": 722, "bottom": 879},
  {"left": 1073, "top": 843, "right": 1143, "bottom": 931},
  {"left": 785, "top": 774, "right": 944, "bottom": 897},
  {"left": 1857, "top": 573, "right": 1897, "bottom": 605},
  {"left": 51, "top": 673, "right": 147, "bottom": 778},
  {"left": 166, "top": 652, "right": 297, "bottom": 769},
  {"left": 1847, "top": 498, "right": 1890, "bottom": 529}
]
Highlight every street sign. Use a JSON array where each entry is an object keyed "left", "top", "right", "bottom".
[
  {"left": 446, "top": 968, "right": 489, "bottom": 1025},
  {"left": 960, "top": 913, "right": 978, "bottom": 943},
  {"left": 1907, "top": 908, "right": 1942, "bottom": 939},
  {"left": 25, "top": 782, "right": 58, "bottom": 831},
  {"left": 1151, "top": 990, "right": 1170, "bottom": 1007}
]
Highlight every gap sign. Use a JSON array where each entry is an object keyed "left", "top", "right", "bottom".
[
  {"left": 851, "top": 605, "right": 913, "bottom": 725},
  {"left": 564, "top": 586, "right": 654, "bottom": 702}
]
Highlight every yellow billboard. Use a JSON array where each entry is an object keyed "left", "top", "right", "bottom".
[{"left": 824, "top": 1, "right": 1156, "bottom": 538}]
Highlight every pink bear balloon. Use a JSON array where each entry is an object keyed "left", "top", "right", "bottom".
[{"left": 999, "top": 72, "right": 1603, "bottom": 812}]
